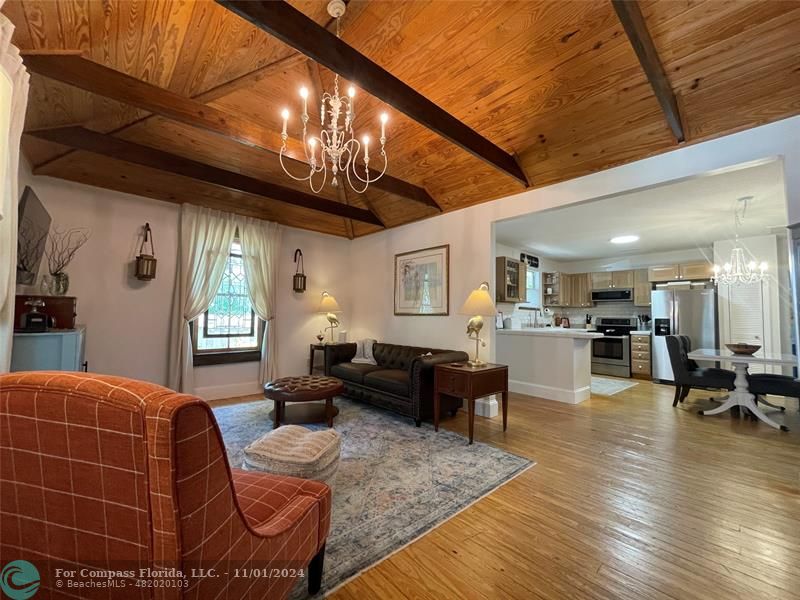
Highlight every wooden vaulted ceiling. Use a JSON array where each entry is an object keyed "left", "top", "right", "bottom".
[{"left": 4, "top": 0, "right": 800, "bottom": 238}]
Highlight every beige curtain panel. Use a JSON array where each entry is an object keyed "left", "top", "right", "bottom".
[{"left": 0, "top": 9, "right": 29, "bottom": 371}]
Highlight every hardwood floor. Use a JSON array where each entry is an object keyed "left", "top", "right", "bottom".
[{"left": 324, "top": 382, "right": 800, "bottom": 600}]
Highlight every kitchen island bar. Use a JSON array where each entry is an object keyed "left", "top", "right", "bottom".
[{"left": 496, "top": 328, "right": 604, "bottom": 404}]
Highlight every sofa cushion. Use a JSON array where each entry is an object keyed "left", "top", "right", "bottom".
[
  {"left": 364, "top": 369, "right": 410, "bottom": 397},
  {"left": 331, "top": 362, "right": 383, "bottom": 384}
]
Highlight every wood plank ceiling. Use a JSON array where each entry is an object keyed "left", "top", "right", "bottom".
[{"left": 4, "top": 0, "right": 800, "bottom": 238}]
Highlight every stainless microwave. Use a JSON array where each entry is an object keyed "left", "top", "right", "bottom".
[{"left": 591, "top": 289, "right": 633, "bottom": 302}]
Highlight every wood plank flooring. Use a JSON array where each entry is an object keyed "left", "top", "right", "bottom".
[{"left": 323, "top": 382, "right": 800, "bottom": 600}]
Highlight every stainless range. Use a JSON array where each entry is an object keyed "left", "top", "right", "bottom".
[{"left": 591, "top": 316, "right": 638, "bottom": 378}]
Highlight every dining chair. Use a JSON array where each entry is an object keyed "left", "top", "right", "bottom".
[
  {"left": 747, "top": 373, "right": 799, "bottom": 413},
  {"left": 665, "top": 335, "right": 736, "bottom": 406}
]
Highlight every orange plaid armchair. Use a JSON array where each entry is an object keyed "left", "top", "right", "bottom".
[{"left": 0, "top": 372, "right": 331, "bottom": 599}]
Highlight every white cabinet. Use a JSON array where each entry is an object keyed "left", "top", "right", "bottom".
[{"left": 11, "top": 326, "right": 87, "bottom": 372}]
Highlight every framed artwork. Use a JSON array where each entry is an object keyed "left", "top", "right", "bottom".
[{"left": 394, "top": 244, "right": 449, "bottom": 316}]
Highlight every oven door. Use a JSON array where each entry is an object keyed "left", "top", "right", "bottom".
[{"left": 592, "top": 335, "right": 630, "bottom": 366}]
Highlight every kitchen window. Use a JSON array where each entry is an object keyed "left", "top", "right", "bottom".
[
  {"left": 521, "top": 268, "right": 542, "bottom": 309},
  {"left": 192, "top": 240, "right": 262, "bottom": 365}
]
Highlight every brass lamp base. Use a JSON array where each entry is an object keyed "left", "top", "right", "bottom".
[{"left": 466, "top": 358, "right": 487, "bottom": 368}]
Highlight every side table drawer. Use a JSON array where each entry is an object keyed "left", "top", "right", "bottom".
[{"left": 437, "top": 370, "right": 470, "bottom": 396}]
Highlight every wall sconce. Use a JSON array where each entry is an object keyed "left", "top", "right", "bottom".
[
  {"left": 135, "top": 223, "right": 157, "bottom": 281},
  {"left": 293, "top": 248, "right": 307, "bottom": 293}
]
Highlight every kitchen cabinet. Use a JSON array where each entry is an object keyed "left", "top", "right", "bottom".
[
  {"left": 591, "top": 270, "right": 633, "bottom": 289},
  {"left": 496, "top": 257, "right": 526, "bottom": 302},
  {"left": 679, "top": 262, "right": 713, "bottom": 280},
  {"left": 569, "top": 273, "right": 592, "bottom": 307},
  {"left": 591, "top": 272, "right": 613, "bottom": 289},
  {"left": 648, "top": 265, "right": 681, "bottom": 282},
  {"left": 612, "top": 270, "right": 634, "bottom": 289},
  {"left": 543, "top": 272, "right": 567, "bottom": 307},
  {"left": 648, "top": 262, "right": 713, "bottom": 282},
  {"left": 634, "top": 269, "right": 651, "bottom": 306},
  {"left": 630, "top": 333, "right": 651, "bottom": 380}
]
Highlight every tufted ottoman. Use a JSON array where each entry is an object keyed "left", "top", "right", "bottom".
[
  {"left": 263, "top": 375, "right": 344, "bottom": 429},
  {"left": 243, "top": 425, "right": 341, "bottom": 488}
]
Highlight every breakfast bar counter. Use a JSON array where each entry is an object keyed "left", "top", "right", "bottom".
[{"left": 496, "top": 328, "right": 603, "bottom": 404}]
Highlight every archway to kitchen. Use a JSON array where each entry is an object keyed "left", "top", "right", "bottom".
[{"left": 491, "top": 158, "right": 794, "bottom": 408}]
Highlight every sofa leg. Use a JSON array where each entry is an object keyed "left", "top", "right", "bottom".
[
  {"left": 415, "top": 419, "right": 421, "bottom": 427},
  {"left": 308, "top": 543, "right": 325, "bottom": 595}
]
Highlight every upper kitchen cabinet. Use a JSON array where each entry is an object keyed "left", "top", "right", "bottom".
[
  {"left": 592, "top": 270, "right": 633, "bottom": 289},
  {"left": 634, "top": 269, "right": 651, "bottom": 306},
  {"left": 591, "top": 272, "right": 613, "bottom": 289},
  {"left": 648, "top": 265, "right": 681, "bottom": 282},
  {"left": 496, "top": 257, "right": 526, "bottom": 303},
  {"left": 612, "top": 270, "right": 635, "bottom": 289},
  {"left": 648, "top": 262, "right": 713, "bottom": 282},
  {"left": 543, "top": 272, "right": 567, "bottom": 307},
  {"left": 569, "top": 273, "right": 592, "bottom": 307},
  {"left": 679, "top": 262, "right": 714, "bottom": 280}
]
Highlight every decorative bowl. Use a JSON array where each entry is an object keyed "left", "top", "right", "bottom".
[{"left": 725, "top": 343, "right": 761, "bottom": 355}]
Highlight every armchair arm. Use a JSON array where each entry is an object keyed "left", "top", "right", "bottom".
[
  {"left": 324, "top": 343, "right": 357, "bottom": 375},
  {"left": 410, "top": 351, "right": 469, "bottom": 419}
]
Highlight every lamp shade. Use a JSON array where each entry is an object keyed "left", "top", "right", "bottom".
[
  {"left": 317, "top": 292, "right": 342, "bottom": 313},
  {"left": 459, "top": 283, "right": 496, "bottom": 316}
]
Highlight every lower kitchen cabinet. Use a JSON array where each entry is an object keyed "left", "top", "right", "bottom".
[{"left": 630, "top": 333, "right": 651, "bottom": 379}]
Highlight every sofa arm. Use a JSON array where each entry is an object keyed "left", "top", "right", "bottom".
[
  {"left": 410, "top": 351, "right": 469, "bottom": 419},
  {"left": 324, "top": 343, "right": 357, "bottom": 375}
]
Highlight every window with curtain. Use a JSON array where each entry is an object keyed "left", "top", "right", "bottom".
[{"left": 192, "top": 240, "right": 262, "bottom": 364}]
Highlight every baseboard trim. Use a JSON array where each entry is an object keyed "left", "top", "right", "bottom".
[
  {"left": 195, "top": 381, "right": 262, "bottom": 401},
  {"left": 509, "top": 379, "right": 590, "bottom": 404}
]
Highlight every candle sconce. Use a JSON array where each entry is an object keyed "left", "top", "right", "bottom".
[{"left": 135, "top": 223, "right": 157, "bottom": 281}]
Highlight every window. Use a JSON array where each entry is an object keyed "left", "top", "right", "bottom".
[
  {"left": 192, "top": 240, "right": 262, "bottom": 365},
  {"left": 521, "top": 268, "right": 542, "bottom": 309}
]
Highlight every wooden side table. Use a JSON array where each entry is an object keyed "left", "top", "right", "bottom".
[
  {"left": 308, "top": 342, "right": 350, "bottom": 375},
  {"left": 433, "top": 363, "right": 508, "bottom": 444}
]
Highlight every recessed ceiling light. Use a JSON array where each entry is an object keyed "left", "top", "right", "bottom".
[{"left": 610, "top": 235, "right": 639, "bottom": 244}]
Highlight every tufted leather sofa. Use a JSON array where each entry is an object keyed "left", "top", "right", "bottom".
[{"left": 325, "top": 342, "right": 468, "bottom": 426}]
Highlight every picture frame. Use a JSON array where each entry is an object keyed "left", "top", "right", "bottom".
[{"left": 394, "top": 244, "right": 449, "bottom": 316}]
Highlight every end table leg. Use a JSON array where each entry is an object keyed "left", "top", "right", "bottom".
[
  {"left": 326, "top": 397, "right": 333, "bottom": 428},
  {"left": 434, "top": 390, "right": 440, "bottom": 432},
  {"left": 468, "top": 397, "right": 475, "bottom": 445},
  {"left": 274, "top": 401, "right": 283, "bottom": 429},
  {"left": 502, "top": 391, "right": 508, "bottom": 432}
]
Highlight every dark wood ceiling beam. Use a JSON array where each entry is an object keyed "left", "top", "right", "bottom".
[
  {"left": 27, "top": 126, "right": 384, "bottom": 227},
  {"left": 21, "top": 52, "right": 441, "bottom": 211},
  {"left": 216, "top": 0, "right": 530, "bottom": 187},
  {"left": 612, "top": 0, "right": 686, "bottom": 143}
]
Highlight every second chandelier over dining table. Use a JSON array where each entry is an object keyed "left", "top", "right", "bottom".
[{"left": 278, "top": 0, "right": 388, "bottom": 195}]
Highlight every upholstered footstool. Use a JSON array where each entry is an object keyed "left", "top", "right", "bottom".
[
  {"left": 264, "top": 375, "right": 344, "bottom": 429},
  {"left": 243, "top": 425, "right": 341, "bottom": 488}
]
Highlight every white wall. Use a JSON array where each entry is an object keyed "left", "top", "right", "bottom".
[
  {"left": 347, "top": 116, "right": 800, "bottom": 364},
  {"left": 16, "top": 161, "right": 352, "bottom": 399}
]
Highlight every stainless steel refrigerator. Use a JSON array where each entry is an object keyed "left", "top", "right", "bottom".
[{"left": 651, "top": 283, "right": 718, "bottom": 382}]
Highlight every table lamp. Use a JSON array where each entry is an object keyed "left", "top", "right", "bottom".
[
  {"left": 459, "top": 282, "right": 497, "bottom": 367},
  {"left": 317, "top": 291, "right": 342, "bottom": 343}
]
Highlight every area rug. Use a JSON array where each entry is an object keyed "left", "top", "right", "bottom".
[
  {"left": 212, "top": 398, "right": 533, "bottom": 598},
  {"left": 591, "top": 375, "right": 639, "bottom": 396}
]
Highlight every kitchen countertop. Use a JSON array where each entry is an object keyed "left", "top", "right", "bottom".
[
  {"left": 497, "top": 328, "right": 603, "bottom": 340},
  {"left": 631, "top": 330, "right": 652, "bottom": 335}
]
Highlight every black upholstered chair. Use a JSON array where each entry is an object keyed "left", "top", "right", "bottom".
[
  {"left": 665, "top": 335, "right": 736, "bottom": 406},
  {"left": 748, "top": 373, "right": 800, "bottom": 412}
]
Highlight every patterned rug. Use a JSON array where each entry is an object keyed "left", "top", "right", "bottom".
[
  {"left": 212, "top": 398, "right": 533, "bottom": 598},
  {"left": 591, "top": 375, "right": 639, "bottom": 396}
]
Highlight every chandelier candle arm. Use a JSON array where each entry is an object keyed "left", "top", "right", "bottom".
[{"left": 712, "top": 196, "right": 768, "bottom": 286}]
